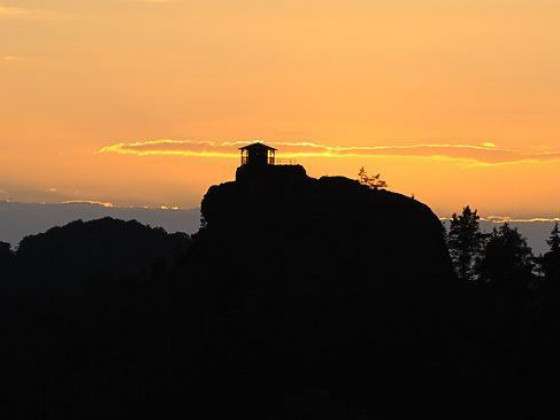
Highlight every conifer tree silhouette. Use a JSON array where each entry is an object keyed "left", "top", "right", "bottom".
[
  {"left": 447, "top": 206, "right": 486, "bottom": 282},
  {"left": 476, "top": 223, "right": 534, "bottom": 290},
  {"left": 540, "top": 222, "right": 560, "bottom": 286}
]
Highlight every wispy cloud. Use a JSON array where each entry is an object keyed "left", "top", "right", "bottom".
[
  {"left": 124, "top": 0, "right": 179, "bottom": 3},
  {"left": 61, "top": 200, "right": 114, "bottom": 208},
  {"left": 441, "top": 216, "right": 560, "bottom": 224},
  {"left": 0, "top": 4, "right": 63, "bottom": 20},
  {"left": 98, "top": 139, "right": 560, "bottom": 165},
  {"left": 2, "top": 55, "right": 24, "bottom": 62},
  {"left": 482, "top": 216, "right": 560, "bottom": 224},
  {"left": 0, "top": 5, "right": 29, "bottom": 18}
]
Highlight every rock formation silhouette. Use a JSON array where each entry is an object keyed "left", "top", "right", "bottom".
[{"left": 181, "top": 164, "right": 459, "bottom": 418}]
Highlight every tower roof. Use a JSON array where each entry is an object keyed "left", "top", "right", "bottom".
[{"left": 239, "top": 142, "right": 277, "bottom": 152}]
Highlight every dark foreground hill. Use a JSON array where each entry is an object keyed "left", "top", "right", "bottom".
[{"left": 2, "top": 166, "right": 540, "bottom": 418}]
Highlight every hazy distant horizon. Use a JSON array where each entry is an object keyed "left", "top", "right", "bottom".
[
  {"left": 0, "top": 201, "right": 201, "bottom": 249},
  {"left": 1, "top": 200, "right": 557, "bottom": 255}
]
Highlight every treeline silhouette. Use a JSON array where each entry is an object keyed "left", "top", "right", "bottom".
[
  {"left": 445, "top": 207, "right": 559, "bottom": 415},
  {"left": 0, "top": 171, "right": 558, "bottom": 418}
]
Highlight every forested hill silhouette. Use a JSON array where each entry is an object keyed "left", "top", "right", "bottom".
[{"left": 3, "top": 217, "right": 190, "bottom": 288}]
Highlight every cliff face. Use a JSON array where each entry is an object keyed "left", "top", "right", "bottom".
[{"left": 191, "top": 165, "right": 458, "bottom": 415}]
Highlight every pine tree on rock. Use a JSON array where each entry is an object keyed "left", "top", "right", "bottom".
[{"left": 358, "top": 167, "right": 388, "bottom": 190}]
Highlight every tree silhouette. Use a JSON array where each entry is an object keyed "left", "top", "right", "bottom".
[
  {"left": 547, "top": 222, "right": 560, "bottom": 253},
  {"left": 0, "top": 241, "right": 11, "bottom": 255},
  {"left": 476, "top": 223, "right": 534, "bottom": 291},
  {"left": 358, "top": 167, "right": 387, "bottom": 190},
  {"left": 539, "top": 222, "right": 560, "bottom": 287},
  {"left": 0, "top": 241, "right": 13, "bottom": 267},
  {"left": 447, "top": 206, "right": 486, "bottom": 282}
]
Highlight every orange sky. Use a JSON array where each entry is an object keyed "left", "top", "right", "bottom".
[{"left": 1, "top": 0, "right": 560, "bottom": 217}]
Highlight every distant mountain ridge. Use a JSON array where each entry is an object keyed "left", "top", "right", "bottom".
[
  {"left": 1, "top": 201, "right": 554, "bottom": 254},
  {"left": 0, "top": 201, "right": 200, "bottom": 248}
]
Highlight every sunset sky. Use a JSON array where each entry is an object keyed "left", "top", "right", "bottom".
[{"left": 2, "top": 0, "right": 560, "bottom": 217}]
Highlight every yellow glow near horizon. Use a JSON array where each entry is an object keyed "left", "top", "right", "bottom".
[
  {"left": 1, "top": 1, "right": 560, "bottom": 216},
  {"left": 98, "top": 139, "right": 560, "bottom": 167}
]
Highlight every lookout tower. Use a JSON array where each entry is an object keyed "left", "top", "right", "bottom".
[{"left": 239, "top": 143, "right": 276, "bottom": 167}]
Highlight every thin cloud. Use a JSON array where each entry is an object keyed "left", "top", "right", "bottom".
[
  {"left": 0, "top": 5, "right": 29, "bottom": 18},
  {"left": 61, "top": 200, "right": 114, "bottom": 208},
  {"left": 483, "top": 216, "right": 560, "bottom": 224},
  {"left": 0, "top": 4, "right": 64, "bottom": 20},
  {"left": 441, "top": 216, "right": 560, "bottom": 224},
  {"left": 2, "top": 55, "right": 23, "bottom": 62},
  {"left": 98, "top": 139, "right": 560, "bottom": 165},
  {"left": 125, "top": 0, "right": 179, "bottom": 3}
]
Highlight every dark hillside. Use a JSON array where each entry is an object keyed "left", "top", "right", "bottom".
[{"left": 11, "top": 217, "right": 190, "bottom": 288}]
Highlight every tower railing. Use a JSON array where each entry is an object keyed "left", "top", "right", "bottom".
[
  {"left": 275, "top": 158, "right": 298, "bottom": 165},
  {"left": 268, "top": 152, "right": 276, "bottom": 165}
]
